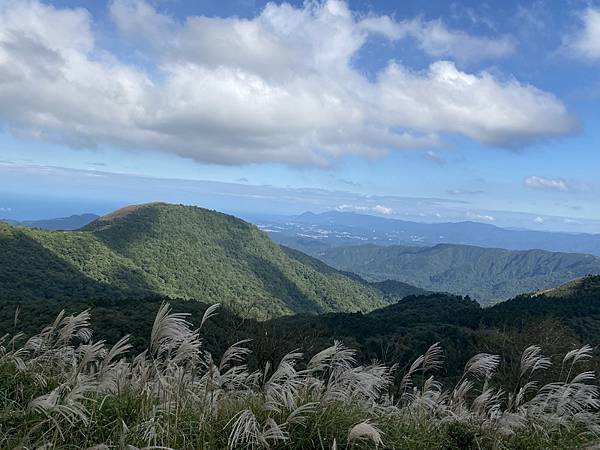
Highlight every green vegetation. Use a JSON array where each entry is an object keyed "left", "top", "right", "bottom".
[
  {"left": 2, "top": 203, "right": 600, "bottom": 447},
  {"left": 0, "top": 203, "right": 416, "bottom": 319},
  {"left": 2, "top": 276, "right": 600, "bottom": 385},
  {"left": 483, "top": 275, "right": 600, "bottom": 344},
  {"left": 1, "top": 302, "right": 598, "bottom": 449},
  {"left": 317, "top": 243, "right": 600, "bottom": 304}
]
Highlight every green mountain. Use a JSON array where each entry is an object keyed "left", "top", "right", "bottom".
[
  {"left": 315, "top": 243, "right": 600, "bottom": 304},
  {"left": 0, "top": 203, "right": 424, "bottom": 319},
  {"left": 483, "top": 275, "right": 600, "bottom": 341},
  {"left": 533, "top": 275, "right": 600, "bottom": 299}
]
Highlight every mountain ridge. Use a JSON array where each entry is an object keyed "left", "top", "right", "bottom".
[
  {"left": 257, "top": 210, "right": 600, "bottom": 256},
  {"left": 313, "top": 242, "right": 600, "bottom": 304}
]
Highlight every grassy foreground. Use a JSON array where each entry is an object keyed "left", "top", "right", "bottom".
[{"left": 1, "top": 304, "right": 599, "bottom": 449}]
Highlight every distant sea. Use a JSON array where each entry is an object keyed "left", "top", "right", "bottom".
[{"left": 0, "top": 192, "right": 121, "bottom": 221}]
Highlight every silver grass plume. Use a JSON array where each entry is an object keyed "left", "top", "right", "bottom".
[{"left": 347, "top": 420, "right": 384, "bottom": 447}]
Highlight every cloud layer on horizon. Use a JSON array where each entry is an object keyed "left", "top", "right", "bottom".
[
  {"left": 0, "top": 0, "right": 576, "bottom": 166},
  {"left": 2, "top": 162, "right": 599, "bottom": 233}
]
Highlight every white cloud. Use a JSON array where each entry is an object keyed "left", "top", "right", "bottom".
[
  {"left": 336, "top": 204, "right": 394, "bottom": 215},
  {"left": 424, "top": 150, "right": 446, "bottom": 165},
  {"left": 109, "top": 0, "right": 174, "bottom": 45},
  {"left": 467, "top": 212, "right": 496, "bottom": 222},
  {"left": 563, "top": 218, "right": 582, "bottom": 225},
  {"left": 364, "top": 17, "right": 517, "bottom": 63},
  {"left": 533, "top": 216, "right": 545, "bottom": 224},
  {"left": 0, "top": 0, "right": 575, "bottom": 166},
  {"left": 525, "top": 176, "right": 570, "bottom": 192},
  {"left": 0, "top": 207, "right": 11, "bottom": 212},
  {"left": 372, "top": 205, "right": 394, "bottom": 215},
  {"left": 563, "top": 8, "right": 600, "bottom": 61}
]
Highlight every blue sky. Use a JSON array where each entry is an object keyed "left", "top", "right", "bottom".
[{"left": 0, "top": 0, "right": 599, "bottom": 232}]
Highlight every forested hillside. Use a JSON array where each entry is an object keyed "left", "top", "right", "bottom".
[
  {"left": 0, "top": 203, "right": 418, "bottom": 319},
  {"left": 316, "top": 243, "right": 600, "bottom": 304}
]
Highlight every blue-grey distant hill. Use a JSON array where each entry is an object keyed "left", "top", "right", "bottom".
[
  {"left": 1, "top": 213, "right": 99, "bottom": 230},
  {"left": 255, "top": 211, "right": 600, "bottom": 256}
]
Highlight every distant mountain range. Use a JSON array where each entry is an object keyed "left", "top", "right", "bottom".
[
  {"left": 308, "top": 243, "right": 600, "bottom": 304},
  {"left": 0, "top": 203, "right": 425, "bottom": 319},
  {"left": 1, "top": 213, "right": 99, "bottom": 230},
  {"left": 254, "top": 210, "right": 600, "bottom": 256}
]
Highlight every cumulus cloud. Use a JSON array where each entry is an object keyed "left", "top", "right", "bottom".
[
  {"left": 0, "top": 0, "right": 575, "bottom": 166},
  {"left": 533, "top": 216, "right": 545, "bottom": 224},
  {"left": 562, "top": 8, "right": 600, "bottom": 61},
  {"left": 525, "top": 176, "right": 570, "bottom": 192}
]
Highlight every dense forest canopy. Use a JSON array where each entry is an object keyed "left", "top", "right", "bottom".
[{"left": 313, "top": 243, "right": 600, "bottom": 304}]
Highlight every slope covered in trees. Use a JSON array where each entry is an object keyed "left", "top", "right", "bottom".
[
  {"left": 315, "top": 243, "right": 600, "bottom": 304},
  {"left": 0, "top": 203, "right": 420, "bottom": 319}
]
